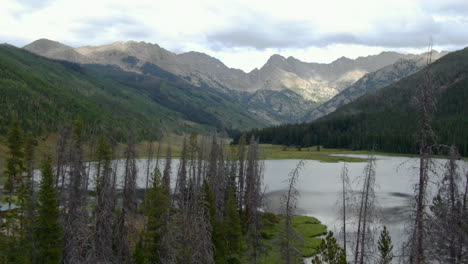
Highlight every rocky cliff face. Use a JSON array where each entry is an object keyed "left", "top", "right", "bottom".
[
  {"left": 303, "top": 51, "right": 448, "bottom": 121},
  {"left": 248, "top": 52, "right": 414, "bottom": 102}
]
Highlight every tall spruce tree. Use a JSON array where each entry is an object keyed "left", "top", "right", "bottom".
[
  {"left": 224, "top": 188, "right": 243, "bottom": 262},
  {"left": 35, "top": 157, "right": 63, "bottom": 264},
  {"left": 17, "top": 132, "right": 36, "bottom": 262},
  {"left": 377, "top": 226, "right": 393, "bottom": 264},
  {"left": 1, "top": 121, "right": 29, "bottom": 263},
  {"left": 134, "top": 168, "right": 171, "bottom": 264},
  {"left": 4, "top": 120, "right": 24, "bottom": 211}
]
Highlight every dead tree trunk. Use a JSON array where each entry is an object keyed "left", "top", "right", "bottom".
[
  {"left": 245, "top": 136, "right": 264, "bottom": 263},
  {"left": 93, "top": 137, "right": 115, "bottom": 264},
  {"left": 354, "top": 155, "right": 376, "bottom": 264},
  {"left": 411, "top": 44, "right": 437, "bottom": 264},
  {"left": 340, "top": 162, "right": 350, "bottom": 257},
  {"left": 163, "top": 146, "right": 172, "bottom": 197},
  {"left": 237, "top": 134, "right": 247, "bottom": 215},
  {"left": 116, "top": 135, "right": 138, "bottom": 264},
  {"left": 280, "top": 160, "right": 304, "bottom": 264},
  {"left": 63, "top": 122, "right": 90, "bottom": 264}
]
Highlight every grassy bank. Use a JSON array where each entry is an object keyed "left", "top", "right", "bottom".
[{"left": 260, "top": 213, "right": 327, "bottom": 263}]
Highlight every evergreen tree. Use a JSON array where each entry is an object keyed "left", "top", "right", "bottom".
[
  {"left": 135, "top": 168, "right": 171, "bottom": 264},
  {"left": 377, "top": 226, "right": 393, "bottom": 264},
  {"left": 35, "top": 157, "right": 63, "bottom": 264},
  {"left": 4, "top": 120, "right": 24, "bottom": 211},
  {"left": 17, "top": 132, "right": 36, "bottom": 262},
  {"left": 224, "top": 188, "right": 243, "bottom": 263},
  {"left": 0, "top": 121, "right": 29, "bottom": 264},
  {"left": 312, "top": 231, "right": 347, "bottom": 264}
]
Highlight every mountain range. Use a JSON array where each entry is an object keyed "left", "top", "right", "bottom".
[
  {"left": 24, "top": 39, "right": 414, "bottom": 101},
  {"left": 1, "top": 38, "right": 455, "bottom": 140}
]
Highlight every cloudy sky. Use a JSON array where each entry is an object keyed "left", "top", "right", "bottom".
[{"left": 2, "top": 0, "right": 468, "bottom": 71}]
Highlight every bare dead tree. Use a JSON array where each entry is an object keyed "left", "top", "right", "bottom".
[
  {"left": 92, "top": 137, "right": 115, "bottom": 264},
  {"left": 62, "top": 121, "right": 90, "bottom": 264},
  {"left": 339, "top": 162, "right": 351, "bottom": 258},
  {"left": 207, "top": 134, "right": 219, "bottom": 191},
  {"left": 279, "top": 160, "right": 304, "bottom": 264},
  {"left": 354, "top": 155, "right": 377, "bottom": 264},
  {"left": 426, "top": 146, "right": 467, "bottom": 263},
  {"left": 163, "top": 145, "right": 172, "bottom": 197},
  {"left": 191, "top": 200, "right": 215, "bottom": 264},
  {"left": 245, "top": 136, "right": 264, "bottom": 263},
  {"left": 116, "top": 135, "right": 138, "bottom": 264},
  {"left": 216, "top": 142, "right": 228, "bottom": 214},
  {"left": 408, "top": 43, "right": 438, "bottom": 264},
  {"left": 176, "top": 137, "right": 188, "bottom": 205},
  {"left": 237, "top": 134, "right": 247, "bottom": 214},
  {"left": 145, "top": 141, "right": 155, "bottom": 191},
  {"left": 55, "top": 124, "right": 71, "bottom": 200}
]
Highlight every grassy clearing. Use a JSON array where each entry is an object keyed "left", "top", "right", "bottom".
[
  {"left": 260, "top": 213, "right": 327, "bottom": 263},
  {"left": 260, "top": 144, "right": 368, "bottom": 162}
]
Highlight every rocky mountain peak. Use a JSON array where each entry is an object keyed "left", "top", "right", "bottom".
[
  {"left": 23, "top": 38, "right": 73, "bottom": 54},
  {"left": 265, "top": 54, "right": 287, "bottom": 66}
]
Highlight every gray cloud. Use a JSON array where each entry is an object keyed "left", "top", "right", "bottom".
[
  {"left": 206, "top": 13, "right": 468, "bottom": 50},
  {"left": 71, "top": 16, "right": 148, "bottom": 41},
  {"left": 207, "top": 19, "right": 358, "bottom": 50}
]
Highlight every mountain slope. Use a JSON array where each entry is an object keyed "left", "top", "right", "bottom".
[
  {"left": 24, "top": 39, "right": 411, "bottom": 103},
  {"left": 0, "top": 44, "right": 265, "bottom": 138},
  {"left": 239, "top": 47, "right": 468, "bottom": 156},
  {"left": 305, "top": 51, "right": 448, "bottom": 121}
]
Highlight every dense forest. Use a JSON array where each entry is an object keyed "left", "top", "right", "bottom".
[{"left": 236, "top": 48, "right": 468, "bottom": 156}]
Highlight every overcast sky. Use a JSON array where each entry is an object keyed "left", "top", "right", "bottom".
[{"left": 2, "top": 0, "right": 468, "bottom": 72}]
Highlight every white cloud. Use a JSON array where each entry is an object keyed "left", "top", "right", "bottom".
[{"left": 1, "top": 0, "right": 467, "bottom": 71}]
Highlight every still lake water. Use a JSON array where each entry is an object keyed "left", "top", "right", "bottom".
[{"left": 104, "top": 154, "right": 466, "bottom": 261}]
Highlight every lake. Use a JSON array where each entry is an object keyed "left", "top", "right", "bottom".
[{"left": 92, "top": 154, "right": 467, "bottom": 261}]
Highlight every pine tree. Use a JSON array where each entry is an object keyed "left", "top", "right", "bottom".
[
  {"left": 377, "top": 226, "right": 393, "bottom": 264},
  {"left": 4, "top": 120, "right": 24, "bottom": 212},
  {"left": 17, "top": 132, "right": 36, "bottom": 262},
  {"left": 35, "top": 157, "right": 63, "bottom": 264},
  {"left": 135, "top": 168, "right": 171, "bottom": 264},
  {"left": 312, "top": 232, "right": 347, "bottom": 264},
  {"left": 224, "top": 188, "right": 243, "bottom": 262},
  {"left": 0, "top": 121, "right": 29, "bottom": 263}
]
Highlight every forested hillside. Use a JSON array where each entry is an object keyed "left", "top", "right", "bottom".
[
  {"left": 238, "top": 47, "right": 468, "bottom": 156},
  {"left": 0, "top": 44, "right": 265, "bottom": 139}
]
